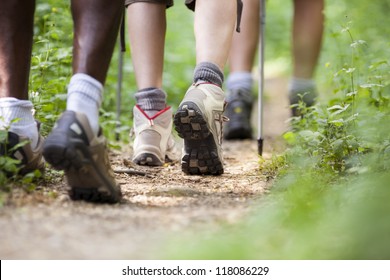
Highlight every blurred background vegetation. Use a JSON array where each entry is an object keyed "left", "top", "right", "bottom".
[{"left": 5, "top": 0, "right": 390, "bottom": 258}]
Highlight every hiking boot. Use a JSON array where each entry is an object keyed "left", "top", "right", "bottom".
[
  {"left": 0, "top": 123, "right": 45, "bottom": 175},
  {"left": 174, "top": 82, "right": 227, "bottom": 175},
  {"left": 289, "top": 87, "right": 317, "bottom": 116},
  {"left": 223, "top": 88, "right": 253, "bottom": 140},
  {"left": 132, "top": 105, "right": 178, "bottom": 166},
  {"left": 43, "top": 110, "right": 121, "bottom": 203}
]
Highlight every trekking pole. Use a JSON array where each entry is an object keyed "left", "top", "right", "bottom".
[
  {"left": 115, "top": 10, "right": 126, "bottom": 141},
  {"left": 257, "top": 0, "right": 266, "bottom": 155},
  {"left": 115, "top": 42, "right": 124, "bottom": 141}
]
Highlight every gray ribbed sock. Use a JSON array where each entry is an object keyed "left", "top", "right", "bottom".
[
  {"left": 135, "top": 87, "right": 167, "bottom": 117},
  {"left": 193, "top": 62, "right": 224, "bottom": 87},
  {"left": 226, "top": 71, "right": 254, "bottom": 102},
  {"left": 288, "top": 77, "right": 316, "bottom": 93},
  {"left": 226, "top": 71, "right": 253, "bottom": 92}
]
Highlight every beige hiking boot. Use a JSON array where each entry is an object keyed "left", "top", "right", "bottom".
[
  {"left": 132, "top": 105, "right": 178, "bottom": 166},
  {"left": 174, "top": 82, "right": 228, "bottom": 175}
]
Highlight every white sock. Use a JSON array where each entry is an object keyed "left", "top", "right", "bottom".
[
  {"left": 66, "top": 73, "right": 103, "bottom": 135},
  {"left": 0, "top": 97, "right": 39, "bottom": 148}
]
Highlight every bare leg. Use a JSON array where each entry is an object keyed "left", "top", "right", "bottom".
[
  {"left": 173, "top": 0, "right": 237, "bottom": 175},
  {"left": 43, "top": 0, "right": 123, "bottom": 203},
  {"left": 288, "top": 0, "right": 324, "bottom": 115},
  {"left": 126, "top": 3, "right": 171, "bottom": 168},
  {"left": 224, "top": 0, "right": 257, "bottom": 140},
  {"left": 0, "top": 1, "right": 40, "bottom": 172},
  {"left": 0, "top": 0, "right": 39, "bottom": 150},
  {"left": 71, "top": 0, "right": 123, "bottom": 84},
  {"left": 126, "top": 2, "right": 167, "bottom": 115},
  {"left": 194, "top": 0, "right": 237, "bottom": 70},
  {"left": 292, "top": 0, "right": 324, "bottom": 79},
  {"left": 127, "top": 3, "right": 166, "bottom": 89},
  {"left": 228, "top": 0, "right": 324, "bottom": 80},
  {"left": 229, "top": 0, "right": 259, "bottom": 73},
  {"left": 66, "top": 0, "right": 124, "bottom": 136},
  {"left": 126, "top": 3, "right": 167, "bottom": 113},
  {"left": 0, "top": 0, "right": 35, "bottom": 99}
]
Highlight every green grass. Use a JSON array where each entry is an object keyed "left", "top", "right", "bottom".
[{"left": 164, "top": 132, "right": 390, "bottom": 259}]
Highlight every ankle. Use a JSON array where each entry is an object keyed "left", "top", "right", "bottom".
[
  {"left": 226, "top": 71, "right": 253, "bottom": 92},
  {"left": 193, "top": 62, "right": 224, "bottom": 87},
  {"left": 288, "top": 77, "right": 316, "bottom": 94},
  {"left": 135, "top": 88, "right": 167, "bottom": 117},
  {"left": 66, "top": 73, "right": 103, "bottom": 135}
]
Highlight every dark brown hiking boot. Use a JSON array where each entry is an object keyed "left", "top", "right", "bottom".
[
  {"left": 43, "top": 111, "right": 121, "bottom": 203},
  {"left": 223, "top": 88, "right": 253, "bottom": 140},
  {"left": 0, "top": 125, "right": 45, "bottom": 175}
]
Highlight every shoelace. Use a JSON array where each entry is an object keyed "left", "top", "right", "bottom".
[{"left": 214, "top": 102, "right": 230, "bottom": 145}]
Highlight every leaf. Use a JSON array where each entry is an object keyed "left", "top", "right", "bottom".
[
  {"left": 350, "top": 40, "right": 366, "bottom": 48},
  {"left": 369, "top": 60, "right": 388, "bottom": 69},
  {"left": 10, "top": 118, "right": 21, "bottom": 124},
  {"left": 347, "top": 91, "right": 358, "bottom": 97},
  {"left": 9, "top": 140, "right": 30, "bottom": 153},
  {"left": 347, "top": 139, "right": 359, "bottom": 150},
  {"left": 344, "top": 113, "right": 359, "bottom": 123},
  {"left": 332, "top": 139, "right": 345, "bottom": 156},
  {"left": 283, "top": 131, "right": 296, "bottom": 144},
  {"left": 50, "top": 32, "right": 59, "bottom": 40},
  {"left": 330, "top": 119, "right": 345, "bottom": 127},
  {"left": 299, "top": 130, "right": 314, "bottom": 139},
  {"left": 359, "top": 83, "right": 384, "bottom": 88},
  {"left": 327, "top": 104, "right": 350, "bottom": 116},
  {"left": 0, "top": 130, "right": 7, "bottom": 142},
  {"left": 327, "top": 105, "right": 345, "bottom": 111}
]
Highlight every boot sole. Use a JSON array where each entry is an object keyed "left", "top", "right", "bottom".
[
  {"left": 174, "top": 102, "right": 223, "bottom": 175},
  {"left": 43, "top": 134, "right": 122, "bottom": 204},
  {"left": 133, "top": 153, "right": 163, "bottom": 166}
]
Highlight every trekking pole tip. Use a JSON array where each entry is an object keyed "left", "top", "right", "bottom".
[{"left": 257, "top": 138, "right": 264, "bottom": 156}]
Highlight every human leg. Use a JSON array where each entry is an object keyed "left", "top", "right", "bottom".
[
  {"left": 0, "top": 0, "right": 35, "bottom": 100},
  {"left": 126, "top": 1, "right": 177, "bottom": 166},
  {"left": 67, "top": 0, "right": 124, "bottom": 135},
  {"left": 291, "top": 0, "right": 324, "bottom": 80},
  {"left": 174, "top": 0, "right": 237, "bottom": 175},
  {"left": 228, "top": 0, "right": 259, "bottom": 74},
  {"left": 194, "top": 0, "right": 237, "bottom": 70},
  {"left": 224, "top": 0, "right": 260, "bottom": 139},
  {"left": 43, "top": 0, "right": 123, "bottom": 203},
  {"left": 289, "top": 0, "right": 324, "bottom": 115},
  {"left": 0, "top": 0, "right": 45, "bottom": 174},
  {"left": 127, "top": 2, "right": 166, "bottom": 90}
]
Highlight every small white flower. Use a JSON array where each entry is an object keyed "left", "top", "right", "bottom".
[{"left": 31, "top": 91, "right": 40, "bottom": 98}]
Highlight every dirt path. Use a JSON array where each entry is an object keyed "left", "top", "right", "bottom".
[{"left": 0, "top": 78, "right": 290, "bottom": 259}]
